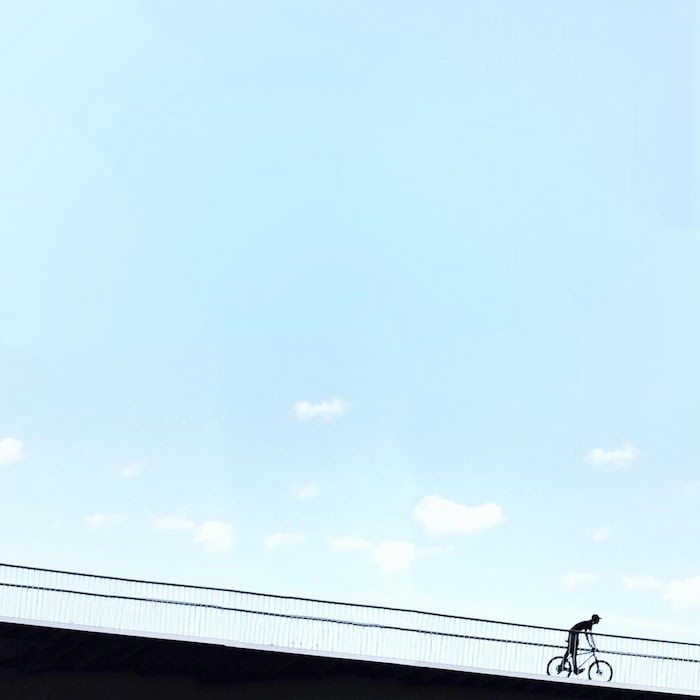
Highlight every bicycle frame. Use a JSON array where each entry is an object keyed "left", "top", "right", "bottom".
[
  {"left": 547, "top": 643, "right": 613, "bottom": 682},
  {"left": 575, "top": 647, "right": 601, "bottom": 668}
]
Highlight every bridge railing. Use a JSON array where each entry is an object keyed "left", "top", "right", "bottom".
[{"left": 1, "top": 563, "right": 699, "bottom": 694}]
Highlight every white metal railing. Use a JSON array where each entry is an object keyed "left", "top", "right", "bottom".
[{"left": 1, "top": 563, "right": 699, "bottom": 693}]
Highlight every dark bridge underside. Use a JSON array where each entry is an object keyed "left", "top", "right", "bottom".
[{"left": 0, "top": 621, "right": 695, "bottom": 700}]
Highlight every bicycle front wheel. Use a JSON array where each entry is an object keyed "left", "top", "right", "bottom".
[
  {"left": 588, "top": 660, "right": 613, "bottom": 682},
  {"left": 546, "top": 656, "right": 572, "bottom": 677}
]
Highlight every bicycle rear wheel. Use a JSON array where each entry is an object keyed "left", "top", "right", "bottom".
[
  {"left": 546, "top": 656, "right": 572, "bottom": 677},
  {"left": 588, "top": 660, "right": 613, "bottom": 682}
]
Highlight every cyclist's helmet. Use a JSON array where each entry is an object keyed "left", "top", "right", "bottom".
[{"left": 592, "top": 614, "right": 601, "bottom": 622}]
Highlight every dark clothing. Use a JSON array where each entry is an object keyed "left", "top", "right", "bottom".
[
  {"left": 564, "top": 619, "right": 595, "bottom": 672},
  {"left": 570, "top": 619, "right": 594, "bottom": 632},
  {"left": 565, "top": 630, "right": 581, "bottom": 663}
]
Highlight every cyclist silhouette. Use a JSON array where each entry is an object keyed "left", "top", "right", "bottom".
[{"left": 559, "top": 614, "right": 601, "bottom": 675}]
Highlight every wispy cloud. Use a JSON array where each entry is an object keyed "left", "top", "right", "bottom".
[
  {"left": 193, "top": 520, "right": 235, "bottom": 554},
  {"left": 681, "top": 481, "right": 700, "bottom": 495},
  {"left": 623, "top": 575, "right": 663, "bottom": 591},
  {"left": 152, "top": 516, "right": 196, "bottom": 532},
  {"left": 371, "top": 541, "right": 416, "bottom": 574},
  {"left": 0, "top": 437, "right": 23, "bottom": 466},
  {"left": 331, "top": 537, "right": 417, "bottom": 574},
  {"left": 292, "top": 482, "right": 320, "bottom": 500},
  {"left": 562, "top": 572, "right": 599, "bottom": 590},
  {"left": 663, "top": 576, "right": 700, "bottom": 610},
  {"left": 154, "top": 517, "right": 234, "bottom": 555},
  {"left": 291, "top": 397, "right": 347, "bottom": 422},
  {"left": 331, "top": 536, "right": 374, "bottom": 552},
  {"left": 586, "top": 444, "right": 639, "bottom": 467},
  {"left": 85, "top": 512, "right": 128, "bottom": 529},
  {"left": 420, "top": 544, "right": 456, "bottom": 556},
  {"left": 589, "top": 526, "right": 613, "bottom": 542},
  {"left": 264, "top": 532, "right": 306, "bottom": 550},
  {"left": 412, "top": 495, "right": 503, "bottom": 536},
  {"left": 119, "top": 460, "right": 142, "bottom": 478}
]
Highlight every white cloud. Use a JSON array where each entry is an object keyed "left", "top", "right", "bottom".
[
  {"left": 681, "top": 481, "right": 700, "bottom": 495},
  {"left": 292, "top": 482, "right": 319, "bottom": 500},
  {"left": 562, "top": 572, "right": 599, "bottom": 590},
  {"left": 85, "top": 512, "right": 128, "bottom": 528},
  {"left": 331, "top": 536, "right": 373, "bottom": 552},
  {"left": 194, "top": 520, "right": 235, "bottom": 554},
  {"left": 371, "top": 541, "right": 416, "bottom": 574},
  {"left": 291, "top": 397, "right": 347, "bottom": 422},
  {"left": 152, "top": 516, "right": 196, "bottom": 532},
  {"left": 589, "top": 526, "right": 613, "bottom": 541},
  {"left": 420, "top": 544, "right": 456, "bottom": 556},
  {"left": 663, "top": 576, "right": 700, "bottom": 610},
  {"left": 412, "top": 495, "right": 503, "bottom": 536},
  {"left": 0, "top": 437, "right": 23, "bottom": 466},
  {"left": 119, "top": 460, "right": 142, "bottom": 478},
  {"left": 331, "top": 537, "right": 421, "bottom": 575},
  {"left": 586, "top": 444, "right": 639, "bottom": 466},
  {"left": 623, "top": 575, "right": 663, "bottom": 591},
  {"left": 265, "top": 532, "right": 306, "bottom": 550}
]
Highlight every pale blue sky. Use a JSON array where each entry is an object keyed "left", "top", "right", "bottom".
[{"left": 1, "top": 1, "right": 698, "bottom": 641}]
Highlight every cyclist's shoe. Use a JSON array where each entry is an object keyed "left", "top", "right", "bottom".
[
  {"left": 574, "top": 668, "right": 586, "bottom": 675},
  {"left": 556, "top": 665, "right": 562, "bottom": 673}
]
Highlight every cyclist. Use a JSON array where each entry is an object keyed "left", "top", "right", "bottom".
[{"left": 559, "top": 614, "right": 601, "bottom": 674}]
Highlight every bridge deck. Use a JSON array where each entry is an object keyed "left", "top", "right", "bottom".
[
  {"left": 1, "top": 563, "right": 699, "bottom": 697},
  {"left": 1, "top": 618, "right": 699, "bottom": 700}
]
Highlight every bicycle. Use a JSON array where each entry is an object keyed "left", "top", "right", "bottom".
[{"left": 546, "top": 646, "right": 613, "bottom": 682}]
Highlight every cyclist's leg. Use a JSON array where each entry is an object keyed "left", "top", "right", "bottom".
[
  {"left": 571, "top": 633, "right": 580, "bottom": 673},
  {"left": 559, "top": 633, "right": 573, "bottom": 672}
]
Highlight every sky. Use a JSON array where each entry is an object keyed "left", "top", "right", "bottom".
[{"left": 1, "top": 0, "right": 699, "bottom": 643}]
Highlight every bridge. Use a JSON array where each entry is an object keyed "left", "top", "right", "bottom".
[{"left": 1, "top": 563, "right": 699, "bottom": 698}]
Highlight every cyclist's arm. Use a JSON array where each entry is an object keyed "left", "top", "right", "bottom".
[{"left": 586, "top": 632, "right": 596, "bottom": 649}]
